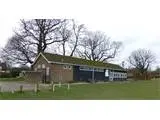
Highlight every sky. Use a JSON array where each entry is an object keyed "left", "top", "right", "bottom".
[{"left": 0, "top": 0, "right": 160, "bottom": 69}]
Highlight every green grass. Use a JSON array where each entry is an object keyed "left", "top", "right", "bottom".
[
  {"left": 0, "top": 77, "right": 24, "bottom": 82},
  {"left": 0, "top": 80, "right": 160, "bottom": 100}
]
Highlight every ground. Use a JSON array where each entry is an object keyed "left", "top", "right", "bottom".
[
  {"left": 0, "top": 79, "right": 160, "bottom": 100},
  {"left": 0, "top": 77, "right": 24, "bottom": 81},
  {"left": 0, "top": 81, "right": 35, "bottom": 92}
]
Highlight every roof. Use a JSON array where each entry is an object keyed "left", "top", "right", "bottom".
[{"left": 41, "top": 52, "right": 124, "bottom": 71}]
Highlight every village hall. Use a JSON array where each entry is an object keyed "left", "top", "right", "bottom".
[{"left": 24, "top": 52, "right": 127, "bottom": 83}]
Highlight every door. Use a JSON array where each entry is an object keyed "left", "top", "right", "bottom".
[
  {"left": 45, "top": 67, "right": 50, "bottom": 83},
  {"left": 42, "top": 67, "right": 50, "bottom": 83},
  {"left": 42, "top": 68, "right": 47, "bottom": 83}
]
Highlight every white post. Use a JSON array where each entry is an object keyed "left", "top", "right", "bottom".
[
  {"left": 34, "top": 84, "right": 37, "bottom": 93},
  {"left": 34, "top": 83, "right": 39, "bottom": 93},
  {"left": 59, "top": 82, "right": 61, "bottom": 87},
  {"left": 67, "top": 83, "right": 70, "bottom": 90},
  {"left": 20, "top": 85, "right": 23, "bottom": 93},
  {"left": 52, "top": 84, "right": 55, "bottom": 92},
  {"left": 11, "top": 90, "right": 15, "bottom": 94}
]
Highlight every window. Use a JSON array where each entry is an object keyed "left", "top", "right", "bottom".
[
  {"left": 34, "top": 68, "right": 37, "bottom": 71},
  {"left": 42, "top": 64, "right": 46, "bottom": 69},
  {"left": 95, "top": 68, "right": 104, "bottom": 72},
  {"left": 68, "top": 66, "right": 72, "bottom": 70},
  {"left": 110, "top": 72, "right": 113, "bottom": 76},
  {"left": 115, "top": 73, "right": 117, "bottom": 76},
  {"left": 63, "top": 65, "right": 67, "bottom": 69},
  {"left": 37, "top": 65, "right": 41, "bottom": 69},
  {"left": 120, "top": 73, "right": 122, "bottom": 78},
  {"left": 113, "top": 73, "right": 115, "bottom": 76},
  {"left": 79, "top": 66, "right": 103, "bottom": 72},
  {"left": 117, "top": 73, "right": 119, "bottom": 78},
  {"left": 63, "top": 65, "right": 72, "bottom": 70},
  {"left": 79, "top": 66, "right": 93, "bottom": 71},
  {"left": 124, "top": 73, "right": 127, "bottom": 78},
  {"left": 46, "top": 67, "right": 50, "bottom": 76}
]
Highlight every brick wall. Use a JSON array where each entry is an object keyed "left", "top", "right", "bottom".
[
  {"left": 50, "top": 64, "right": 73, "bottom": 83},
  {"left": 32, "top": 54, "right": 74, "bottom": 83}
]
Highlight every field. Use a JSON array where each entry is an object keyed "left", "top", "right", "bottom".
[{"left": 0, "top": 79, "right": 160, "bottom": 100}]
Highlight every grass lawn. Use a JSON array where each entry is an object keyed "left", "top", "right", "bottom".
[
  {"left": 0, "top": 80, "right": 160, "bottom": 100},
  {"left": 0, "top": 77, "right": 24, "bottom": 82}
]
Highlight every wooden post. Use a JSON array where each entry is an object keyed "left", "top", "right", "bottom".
[
  {"left": 51, "top": 84, "right": 55, "bottom": 92},
  {"left": 67, "top": 83, "right": 70, "bottom": 90},
  {"left": 19, "top": 85, "right": 23, "bottom": 93},
  {"left": 11, "top": 90, "right": 15, "bottom": 94},
  {"left": 34, "top": 83, "right": 39, "bottom": 93},
  {"left": 58, "top": 82, "right": 61, "bottom": 87},
  {"left": 34, "top": 84, "right": 37, "bottom": 93}
]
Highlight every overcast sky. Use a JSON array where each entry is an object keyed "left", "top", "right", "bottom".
[{"left": 0, "top": 0, "right": 160, "bottom": 68}]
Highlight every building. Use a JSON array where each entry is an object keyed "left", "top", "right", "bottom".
[{"left": 26, "top": 52, "right": 127, "bottom": 83}]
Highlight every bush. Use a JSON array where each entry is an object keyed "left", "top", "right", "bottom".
[
  {"left": 10, "top": 67, "right": 30, "bottom": 78},
  {"left": 0, "top": 72, "right": 12, "bottom": 78},
  {"left": 10, "top": 68, "right": 21, "bottom": 77},
  {"left": 0, "top": 66, "right": 30, "bottom": 78}
]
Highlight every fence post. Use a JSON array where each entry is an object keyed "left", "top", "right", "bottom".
[
  {"left": 34, "top": 83, "right": 39, "bottom": 93},
  {"left": 11, "top": 90, "right": 15, "bottom": 94},
  {"left": 19, "top": 85, "right": 23, "bottom": 93},
  {"left": 52, "top": 84, "right": 55, "bottom": 92},
  {"left": 34, "top": 84, "right": 37, "bottom": 93},
  {"left": 67, "top": 83, "right": 70, "bottom": 90},
  {"left": 58, "top": 82, "right": 61, "bottom": 87}
]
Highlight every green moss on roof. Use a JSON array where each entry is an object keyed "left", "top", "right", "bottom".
[{"left": 43, "top": 52, "right": 124, "bottom": 70}]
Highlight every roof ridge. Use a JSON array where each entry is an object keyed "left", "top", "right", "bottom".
[
  {"left": 43, "top": 52, "right": 110, "bottom": 63},
  {"left": 42, "top": 52, "right": 123, "bottom": 70}
]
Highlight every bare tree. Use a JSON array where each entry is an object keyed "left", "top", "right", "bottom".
[
  {"left": 69, "top": 20, "right": 85, "bottom": 56},
  {"left": 1, "top": 35, "right": 36, "bottom": 65},
  {"left": 78, "top": 31, "right": 122, "bottom": 62},
  {"left": 52, "top": 20, "right": 85, "bottom": 56},
  {"left": 2, "top": 19, "right": 65, "bottom": 65},
  {"left": 54, "top": 20, "right": 72, "bottom": 56},
  {"left": 128, "top": 49, "right": 155, "bottom": 79},
  {"left": 18, "top": 19, "right": 65, "bottom": 53}
]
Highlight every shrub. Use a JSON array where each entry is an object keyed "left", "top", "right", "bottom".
[
  {"left": 0, "top": 72, "right": 12, "bottom": 78},
  {"left": 10, "top": 67, "right": 30, "bottom": 78}
]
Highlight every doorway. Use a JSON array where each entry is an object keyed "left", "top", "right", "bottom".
[{"left": 42, "top": 67, "right": 50, "bottom": 83}]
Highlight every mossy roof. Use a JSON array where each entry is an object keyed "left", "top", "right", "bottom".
[{"left": 43, "top": 52, "right": 124, "bottom": 70}]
